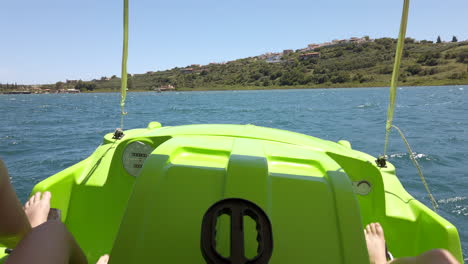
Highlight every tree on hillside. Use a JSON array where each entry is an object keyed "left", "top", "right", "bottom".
[
  {"left": 420, "top": 40, "right": 433, "bottom": 44},
  {"left": 436, "top": 36, "right": 442, "bottom": 43},
  {"left": 456, "top": 50, "right": 468, "bottom": 64},
  {"left": 127, "top": 76, "right": 135, "bottom": 90},
  {"left": 75, "top": 80, "right": 95, "bottom": 91},
  {"left": 55, "top": 81, "right": 65, "bottom": 90},
  {"left": 452, "top": 36, "right": 458, "bottom": 42},
  {"left": 75, "top": 80, "right": 85, "bottom": 91},
  {"left": 406, "top": 64, "right": 422, "bottom": 75},
  {"left": 87, "top": 83, "right": 96, "bottom": 91}
]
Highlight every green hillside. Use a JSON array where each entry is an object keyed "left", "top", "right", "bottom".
[
  {"left": 2, "top": 37, "right": 467, "bottom": 93},
  {"left": 123, "top": 38, "right": 468, "bottom": 91}
]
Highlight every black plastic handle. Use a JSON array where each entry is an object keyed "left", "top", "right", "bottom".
[{"left": 201, "top": 198, "right": 273, "bottom": 264}]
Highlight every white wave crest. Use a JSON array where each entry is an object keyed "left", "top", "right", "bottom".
[
  {"left": 356, "top": 103, "right": 373, "bottom": 108},
  {"left": 438, "top": 196, "right": 467, "bottom": 204},
  {"left": 388, "top": 152, "right": 431, "bottom": 160},
  {"left": 451, "top": 205, "right": 467, "bottom": 216}
]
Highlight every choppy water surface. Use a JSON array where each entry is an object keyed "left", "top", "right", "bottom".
[{"left": 1, "top": 86, "right": 467, "bottom": 260}]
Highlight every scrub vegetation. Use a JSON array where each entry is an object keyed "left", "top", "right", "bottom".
[
  {"left": 120, "top": 38, "right": 468, "bottom": 91},
  {"left": 1, "top": 37, "right": 467, "bottom": 92}
]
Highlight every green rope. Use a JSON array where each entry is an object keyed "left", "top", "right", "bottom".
[
  {"left": 391, "top": 125, "right": 439, "bottom": 211},
  {"left": 381, "top": 1, "right": 438, "bottom": 211},
  {"left": 383, "top": 0, "right": 410, "bottom": 157},
  {"left": 119, "top": 0, "right": 129, "bottom": 129}
]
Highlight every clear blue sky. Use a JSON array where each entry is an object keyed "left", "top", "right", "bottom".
[{"left": 1, "top": 0, "right": 467, "bottom": 84}]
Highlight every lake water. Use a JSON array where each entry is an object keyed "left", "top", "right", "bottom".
[{"left": 1, "top": 86, "right": 467, "bottom": 260}]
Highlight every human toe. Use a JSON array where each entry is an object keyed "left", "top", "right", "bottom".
[
  {"left": 96, "top": 254, "right": 109, "bottom": 264},
  {"left": 374, "top": 223, "right": 384, "bottom": 236},
  {"left": 42, "top": 191, "right": 52, "bottom": 201},
  {"left": 370, "top": 223, "right": 380, "bottom": 234},
  {"left": 25, "top": 193, "right": 37, "bottom": 208},
  {"left": 33, "top": 192, "right": 42, "bottom": 203}
]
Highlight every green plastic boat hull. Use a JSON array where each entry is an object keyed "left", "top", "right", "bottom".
[{"left": 0, "top": 122, "right": 463, "bottom": 263}]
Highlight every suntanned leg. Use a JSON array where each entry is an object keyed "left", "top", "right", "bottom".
[
  {"left": 4, "top": 221, "right": 88, "bottom": 264},
  {"left": 10, "top": 194, "right": 110, "bottom": 264},
  {"left": 0, "top": 165, "right": 87, "bottom": 264},
  {"left": 1, "top": 160, "right": 109, "bottom": 264},
  {"left": 4, "top": 193, "right": 109, "bottom": 264},
  {"left": 0, "top": 160, "right": 31, "bottom": 247},
  {"left": 389, "top": 249, "right": 459, "bottom": 264},
  {"left": 364, "top": 223, "right": 387, "bottom": 264},
  {"left": 364, "top": 221, "right": 460, "bottom": 264}
]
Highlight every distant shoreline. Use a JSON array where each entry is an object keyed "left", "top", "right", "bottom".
[
  {"left": 2, "top": 83, "right": 466, "bottom": 95},
  {"left": 2, "top": 38, "right": 467, "bottom": 93},
  {"left": 171, "top": 82, "right": 468, "bottom": 92}
]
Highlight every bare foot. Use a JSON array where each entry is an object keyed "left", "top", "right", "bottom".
[
  {"left": 96, "top": 254, "right": 109, "bottom": 264},
  {"left": 23, "top": 191, "right": 51, "bottom": 228},
  {"left": 364, "top": 223, "right": 387, "bottom": 264}
]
